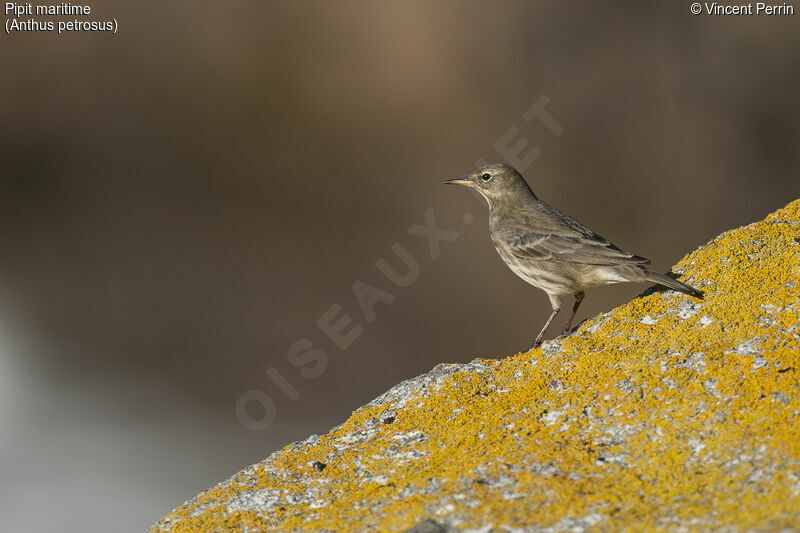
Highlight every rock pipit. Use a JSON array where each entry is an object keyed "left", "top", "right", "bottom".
[{"left": 445, "top": 163, "right": 702, "bottom": 349}]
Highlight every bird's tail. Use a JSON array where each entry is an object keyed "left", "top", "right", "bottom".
[{"left": 643, "top": 270, "right": 703, "bottom": 298}]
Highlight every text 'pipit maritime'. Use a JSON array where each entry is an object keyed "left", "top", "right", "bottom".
[{"left": 445, "top": 163, "right": 703, "bottom": 349}]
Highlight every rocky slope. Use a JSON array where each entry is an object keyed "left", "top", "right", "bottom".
[{"left": 150, "top": 199, "right": 800, "bottom": 532}]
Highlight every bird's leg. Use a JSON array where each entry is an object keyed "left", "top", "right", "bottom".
[
  {"left": 529, "top": 307, "right": 560, "bottom": 350},
  {"left": 560, "top": 292, "right": 585, "bottom": 336}
]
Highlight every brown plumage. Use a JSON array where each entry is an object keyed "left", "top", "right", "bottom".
[{"left": 445, "top": 162, "right": 702, "bottom": 349}]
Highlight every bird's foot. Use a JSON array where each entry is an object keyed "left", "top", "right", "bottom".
[{"left": 528, "top": 337, "right": 544, "bottom": 351}]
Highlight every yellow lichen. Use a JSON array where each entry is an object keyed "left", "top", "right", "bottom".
[{"left": 151, "top": 199, "right": 800, "bottom": 532}]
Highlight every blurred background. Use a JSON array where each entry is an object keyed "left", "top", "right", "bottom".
[{"left": 1, "top": 1, "right": 799, "bottom": 531}]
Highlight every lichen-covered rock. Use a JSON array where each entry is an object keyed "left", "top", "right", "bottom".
[{"left": 150, "top": 200, "right": 800, "bottom": 532}]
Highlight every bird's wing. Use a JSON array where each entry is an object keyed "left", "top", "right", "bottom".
[{"left": 506, "top": 231, "right": 651, "bottom": 266}]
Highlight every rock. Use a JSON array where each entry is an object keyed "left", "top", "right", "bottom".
[
  {"left": 149, "top": 199, "right": 800, "bottom": 532},
  {"left": 402, "top": 519, "right": 455, "bottom": 533}
]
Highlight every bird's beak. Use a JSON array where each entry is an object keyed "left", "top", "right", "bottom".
[{"left": 443, "top": 177, "right": 474, "bottom": 188}]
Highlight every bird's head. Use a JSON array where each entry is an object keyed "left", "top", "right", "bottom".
[{"left": 444, "top": 163, "right": 535, "bottom": 207}]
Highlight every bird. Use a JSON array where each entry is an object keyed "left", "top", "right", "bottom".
[{"left": 444, "top": 162, "right": 702, "bottom": 349}]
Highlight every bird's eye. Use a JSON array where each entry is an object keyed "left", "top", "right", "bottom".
[{"left": 481, "top": 173, "right": 492, "bottom": 181}]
